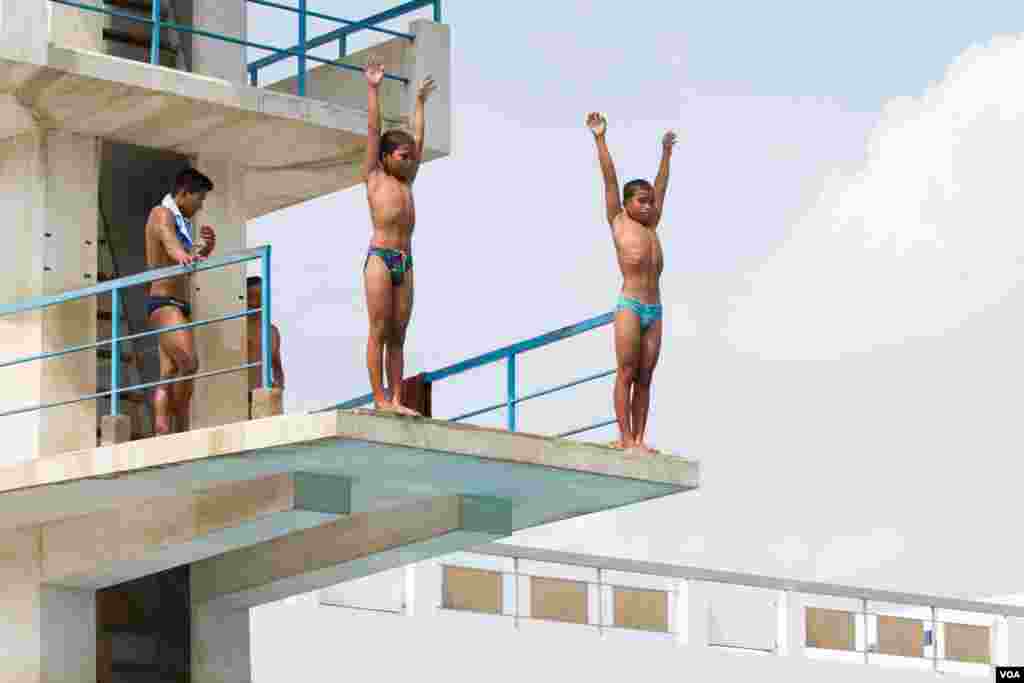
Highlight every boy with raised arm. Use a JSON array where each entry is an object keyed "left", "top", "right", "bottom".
[
  {"left": 587, "top": 112, "right": 676, "bottom": 452},
  {"left": 362, "top": 58, "right": 436, "bottom": 415}
]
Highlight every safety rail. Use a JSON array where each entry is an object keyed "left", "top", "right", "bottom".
[
  {"left": 48, "top": 0, "right": 441, "bottom": 95},
  {"left": 321, "top": 312, "right": 619, "bottom": 439},
  {"left": 0, "top": 246, "right": 272, "bottom": 420}
]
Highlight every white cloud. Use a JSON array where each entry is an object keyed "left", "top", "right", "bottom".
[{"left": 725, "top": 35, "right": 1024, "bottom": 360}]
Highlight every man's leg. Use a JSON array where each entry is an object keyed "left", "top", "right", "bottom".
[
  {"left": 154, "top": 344, "right": 176, "bottom": 436},
  {"left": 365, "top": 256, "right": 397, "bottom": 411},
  {"left": 388, "top": 269, "right": 419, "bottom": 416},
  {"left": 613, "top": 308, "right": 642, "bottom": 448},
  {"left": 632, "top": 319, "right": 662, "bottom": 453},
  {"left": 151, "top": 307, "right": 198, "bottom": 434},
  {"left": 170, "top": 329, "right": 197, "bottom": 432}
]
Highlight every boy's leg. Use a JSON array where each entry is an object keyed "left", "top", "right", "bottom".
[
  {"left": 613, "top": 307, "right": 642, "bottom": 448},
  {"left": 388, "top": 268, "right": 419, "bottom": 416},
  {"left": 170, "top": 328, "right": 197, "bottom": 431},
  {"left": 632, "top": 319, "right": 662, "bottom": 452},
  {"left": 365, "top": 255, "right": 397, "bottom": 411}
]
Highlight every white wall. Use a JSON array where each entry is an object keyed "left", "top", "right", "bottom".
[{"left": 252, "top": 599, "right": 983, "bottom": 683}]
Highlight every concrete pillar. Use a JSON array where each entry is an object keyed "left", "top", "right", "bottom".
[
  {"left": 783, "top": 590, "right": 806, "bottom": 657},
  {"left": 50, "top": 1, "right": 106, "bottom": 52},
  {"left": 685, "top": 580, "right": 711, "bottom": 648},
  {"left": 192, "top": 604, "right": 251, "bottom": 683},
  {"left": 0, "top": 528, "right": 97, "bottom": 683},
  {"left": 402, "top": 20, "right": 451, "bottom": 158},
  {"left": 409, "top": 561, "right": 443, "bottom": 619},
  {"left": 0, "top": 1, "right": 50, "bottom": 65},
  {"left": 251, "top": 387, "right": 283, "bottom": 419},
  {"left": 192, "top": 0, "right": 247, "bottom": 84},
  {"left": 0, "top": 129, "right": 99, "bottom": 466},
  {"left": 1005, "top": 617, "right": 1024, "bottom": 667},
  {"left": 189, "top": 157, "right": 248, "bottom": 431}
]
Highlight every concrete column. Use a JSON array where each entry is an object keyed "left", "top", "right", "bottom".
[
  {"left": 0, "top": 528, "right": 97, "bottom": 683},
  {"left": 50, "top": 1, "right": 106, "bottom": 52},
  {"left": 0, "top": 1, "right": 50, "bottom": 65},
  {"left": 402, "top": 20, "right": 451, "bottom": 158},
  {"left": 409, "top": 560, "right": 443, "bottom": 618},
  {"left": 0, "top": 129, "right": 99, "bottom": 465},
  {"left": 192, "top": 604, "right": 251, "bottom": 683},
  {"left": 192, "top": 0, "right": 247, "bottom": 84},
  {"left": 783, "top": 590, "right": 806, "bottom": 657},
  {"left": 685, "top": 580, "right": 711, "bottom": 648},
  {"left": 1005, "top": 617, "right": 1024, "bottom": 667},
  {"left": 189, "top": 157, "right": 247, "bottom": 431}
]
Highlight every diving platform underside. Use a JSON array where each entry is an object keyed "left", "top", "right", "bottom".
[
  {"left": 0, "top": 410, "right": 698, "bottom": 607},
  {"left": 0, "top": 44, "right": 426, "bottom": 219}
]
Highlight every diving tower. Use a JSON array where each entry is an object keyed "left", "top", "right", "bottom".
[{"left": 0, "top": 3, "right": 698, "bottom": 682}]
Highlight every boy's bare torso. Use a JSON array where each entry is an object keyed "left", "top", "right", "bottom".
[
  {"left": 367, "top": 171, "right": 415, "bottom": 251},
  {"left": 612, "top": 213, "right": 664, "bottom": 304}
]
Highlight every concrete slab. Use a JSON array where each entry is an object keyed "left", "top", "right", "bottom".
[
  {"left": 0, "top": 45, "right": 406, "bottom": 219},
  {"left": 0, "top": 410, "right": 698, "bottom": 536}
]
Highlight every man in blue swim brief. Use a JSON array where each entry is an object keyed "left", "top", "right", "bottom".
[
  {"left": 588, "top": 112, "right": 677, "bottom": 452},
  {"left": 144, "top": 167, "right": 217, "bottom": 435}
]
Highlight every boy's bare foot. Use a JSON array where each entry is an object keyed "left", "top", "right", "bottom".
[
  {"left": 392, "top": 402, "right": 422, "bottom": 417},
  {"left": 373, "top": 401, "right": 401, "bottom": 414}
]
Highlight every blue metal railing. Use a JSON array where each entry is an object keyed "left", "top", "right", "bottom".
[
  {"left": 321, "top": 313, "right": 619, "bottom": 439},
  {"left": 0, "top": 246, "right": 272, "bottom": 420},
  {"left": 49, "top": 0, "right": 441, "bottom": 95}
]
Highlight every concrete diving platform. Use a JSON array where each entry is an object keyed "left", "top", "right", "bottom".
[
  {"left": 0, "top": 409, "right": 698, "bottom": 600},
  {"left": 0, "top": 410, "right": 696, "bottom": 679}
]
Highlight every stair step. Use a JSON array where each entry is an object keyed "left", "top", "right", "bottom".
[
  {"left": 104, "top": 0, "right": 170, "bottom": 18},
  {"left": 97, "top": 349, "right": 142, "bottom": 364},
  {"left": 103, "top": 28, "right": 179, "bottom": 54}
]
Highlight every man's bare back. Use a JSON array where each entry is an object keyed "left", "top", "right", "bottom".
[{"left": 145, "top": 206, "right": 193, "bottom": 301}]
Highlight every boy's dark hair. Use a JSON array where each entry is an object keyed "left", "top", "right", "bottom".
[
  {"left": 247, "top": 276, "right": 262, "bottom": 289},
  {"left": 379, "top": 130, "right": 415, "bottom": 161},
  {"left": 174, "top": 168, "right": 214, "bottom": 195},
  {"left": 623, "top": 179, "right": 654, "bottom": 203}
]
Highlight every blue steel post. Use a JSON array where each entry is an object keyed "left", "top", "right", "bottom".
[
  {"left": 149, "top": 0, "right": 161, "bottom": 65},
  {"left": 339, "top": 34, "right": 347, "bottom": 59},
  {"left": 297, "top": 0, "right": 307, "bottom": 97},
  {"left": 506, "top": 353, "right": 517, "bottom": 431},
  {"left": 434, "top": 0, "right": 442, "bottom": 22},
  {"left": 110, "top": 288, "right": 120, "bottom": 416},
  {"left": 260, "top": 247, "right": 273, "bottom": 389}
]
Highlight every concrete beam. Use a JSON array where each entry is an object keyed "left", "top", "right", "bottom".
[
  {"left": 43, "top": 472, "right": 351, "bottom": 590},
  {"left": 191, "top": 495, "right": 520, "bottom": 611}
]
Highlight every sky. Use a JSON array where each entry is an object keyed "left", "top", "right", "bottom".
[{"left": 246, "top": 1, "right": 1024, "bottom": 599}]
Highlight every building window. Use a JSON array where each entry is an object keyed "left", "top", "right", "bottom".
[
  {"left": 442, "top": 565, "right": 503, "bottom": 614},
  {"left": 944, "top": 622, "right": 990, "bottom": 664},
  {"left": 876, "top": 615, "right": 924, "bottom": 658},
  {"left": 530, "top": 576, "right": 588, "bottom": 624},
  {"left": 613, "top": 586, "right": 669, "bottom": 632},
  {"left": 806, "top": 607, "right": 856, "bottom": 651}
]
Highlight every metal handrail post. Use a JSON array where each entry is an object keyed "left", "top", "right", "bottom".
[
  {"left": 297, "top": 0, "right": 307, "bottom": 97},
  {"left": 260, "top": 246, "right": 273, "bottom": 389},
  {"left": 150, "top": 0, "right": 162, "bottom": 65},
  {"left": 506, "top": 353, "right": 516, "bottom": 431},
  {"left": 110, "top": 288, "right": 120, "bottom": 416},
  {"left": 434, "top": 0, "right": 442, "bottom": 22}
]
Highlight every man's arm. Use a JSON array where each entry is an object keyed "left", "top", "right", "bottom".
[
  {"left": 362, "top": 59, "right": 385, "bottom": 182},
  {"left": 413, "top": 74, "right": 436, "bottom": 165},
  {"left": 653, "top": 131, "right": 677, "bottom": 220},
  {"left": 271, "top": 325, "right": 285, "bottom": 389},
  {"left": 150, "top": 209, "right": 196, "bottom": 266},
  {"left": 586, "top": 113, "right": 621, "bottom": 226}
]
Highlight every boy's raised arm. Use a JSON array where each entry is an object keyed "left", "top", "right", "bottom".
[
  {"left": 363, "top": 59, "right": 385, "bottom": 182},
  {"left": 587, "top": 112, "right": 622, "bottom": 226}
]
